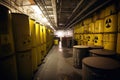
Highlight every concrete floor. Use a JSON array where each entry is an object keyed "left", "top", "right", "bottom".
[{"left": 33, "top": 42, "right": 82, "bottom": 80}]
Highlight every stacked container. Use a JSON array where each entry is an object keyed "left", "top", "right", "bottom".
[
  {"left": 29, "top": 19, "right": 38, "bottom": 73},
  {"left": 12, "top": 13, "right": 32, "bottom": 80},
  {"left": 103, "top": 14, "right": 117, "bottom": 51},
  {"left": 117, "top": 12, "right": 120, "bottom": 54},
  {"left": 0, "top": 5, "right": 17, "bottom": 80}
]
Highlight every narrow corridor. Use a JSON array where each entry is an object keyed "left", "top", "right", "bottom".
[{"left": 33, "top": 42, "right": 82, "bottom": 80}]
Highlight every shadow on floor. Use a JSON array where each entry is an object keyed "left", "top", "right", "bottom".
[{"left": 57, "top": 71, "right": 82, "bottom": 80}]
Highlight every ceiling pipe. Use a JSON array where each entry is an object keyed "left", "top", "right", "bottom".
[
  {"left": 63, "top": 0, "right": 85, "bottom": 27},
  {"left": 65, "top": 0, "right": 97, "bottom": 29},
  {"left": 66, "top": 0, "right": 112, "bottom": 29},
  {"left": 34, "top": 0, "right": 56, "bottom": 28},
  {"left": 72, "top": 0, "right": 84, "bottom": 13}
]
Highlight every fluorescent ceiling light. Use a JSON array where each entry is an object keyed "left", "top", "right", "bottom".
[{"left": 31, "top": 5, "right": 42, "bottom": 14}]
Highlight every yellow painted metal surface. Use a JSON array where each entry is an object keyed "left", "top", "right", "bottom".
[
  {"left": 12, "top": 13, "right": 31, "bottom": 51},
  {"left": 88, "top": 34, "right": 94, "bottom": 45},
  {"left": 31, "top": 48, "right": 38, "bottom": 73},
  {"left": 35, "top": 22, "right": 40, "bottom": 46},
  {"left": 37, "top": 46, "right": 41, "bottom": 65},
  {"left": 29, "top": 19, "right": 36, "bottom": 47},
  {"left": 105, "top": 4, "right": 116, "bottom": 17},
  {"left": 84, "top": 18, "right": 92, "bottom": 25},
  {"left": 117, "top": 33, "right": 120, "bottom": 54},
  {"left": 94, "top": 34, "right": 103, "bottom": 46},
  {"left": 118, "top": 12, "right": 120, "bottom": 32},
  {"left": 94, "top": 19, "right": 104, "bottom": 33},
  {"left": 54, "top": 39, "right": 59, "bottom": 45},
  {"left": 98, "top": 9, "right": 105, "bottom": 19},
  {"left": 104, "top": 14, "right": 117, "bottom": 32},
  {"left": 89, "top": 23, "right": 94, "bottom": 33},
  {"left": 16, "top": 50, "right": 32, "bottom": 80},
  {"left": 0, "top": 55, "right": 18, "bottom": 80},
  {"left": 103, "top": 33, "right": 117, "bottom": 51},
  {"left": 84, "top": 25, "right": 89, "bottom": 33},
  {"left": 40, "top": 25, "right": 43, "bottom": 44},
  {"left": 0, "top": 5, "right": 15, "bottom": 57}
]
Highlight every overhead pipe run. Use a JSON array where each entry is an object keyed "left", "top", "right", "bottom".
[
  {"left": 65, "top": 0, "right": 97, "bottom": 29},
  {"left": 67, "top": 0, "right": 112, "bottom": 29},
  {"left": 64, "top": 0, "right": 85, "bottom": 28}
]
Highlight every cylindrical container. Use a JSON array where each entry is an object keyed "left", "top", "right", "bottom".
[
  {"left": 104, "top": 4, "right": 116, "bottom": 17},
  {"left": 88, "top": 34, "right": 94, "bottom": 45},
  {"left": 89, "top": 49, "right": 116, "bottom": 58},
  {"left": 117, "top": 33, "right": 120, "bottom": 54},
  {"left": 36, "top": 46, "right": 41, "bottom": 66},
  {"left": 82, "top": 57, "right": 120, "bottom": 80},
  {"left": 12, "top": 13, "right": 31, "bottom": 51},
  {"left": 40, "top": 25, "right": 43, "bottom": 44},
  {"left": 83, "top": 34, "right": 88, "bottom": 45},
  {"left": 41, "top": 45, "right": 45, "bottom": 59},
  {"left": 31, "top": 47, "right": 38, "bottom": 73},
  {"left": 104, "top": 14, "right": 117, "bottom": 32},
  {"left": 84, "top": 25, "right": 89, "bottom": 33},
  {"left": 118, "top": 12, "right": 120, "bottom": 32},
  {"left": 94, "top": 34, "right": 103, "bottom": 46},
  {"left": 43, "top": 26, "right": 46, "bottom": 43},
  {"left": 103, "top": 33, "right": 117, "bottom": 51},
  {"left": 29, "top": 19, "right": 36, "bottom": 47},
  {"left": 54, "top": 39, "right": 59, "bottom": 45},
  {"left": 0, "top": 5, "right": 15, "bottom": 58},
  {"left": 73, "top": 45, "right": 89, "bottom": 68},
  {"left": 81, "top": 26, "right": 84, "bottom": 33},
  {"left": 94, "top": 19, "right": 104, "bottom": 33},
  {"left": 0, "top": 54, "right": 17, "bottom": 80},
  {"left": 89, "top": 23, "right": 94, "bottom": 33},
  {"left": 35, "top": 22, "right": 40, "bottom": 46},
  {"left": 43, "top": 44, "right": 47, "bottom": 56},
  {"left": 16, "top": 50, "right": 32, "bottom": 80},
  {"left": 98, "top": 9, "right": 105, "bottom": 19},
  {"left": 84, "top": 18, "right": 92, "bottom": 25}
]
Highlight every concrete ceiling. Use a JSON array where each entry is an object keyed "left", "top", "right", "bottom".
[{"left": 0, "top": 0, "right": 115, "bottom": 30}]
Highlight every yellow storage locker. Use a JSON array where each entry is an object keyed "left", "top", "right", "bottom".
[
  {"left": 118, "top": 12, "right": 120, "bottom": 32},
  {"left": 0, "top": 5, "right": 15, "bottom": 58},
  {"left": 117, "top": 33, "right": 120, "bottom": 54},
  {"left": 31, "top": 47, "right": 38, "bottom": 73},
  {"left": 88, "top": 34, "right": 94, "bottom": 45},
  {"left": 0, "top": 54, "right": 17, "bottom": 80},
  {"left": 94, "top": 34, "right": 103, "bottom": 46},
  {"left": 104, "top": 14, "right": 117, "bottom": 32},
  {"left": 35, "top": 22, "right": 40, "bottom": 46},
  {"left": 12, "top": 13, "right": 31, "bottom": 51},
  {"left": 89, "top": 23, "right": 94, "bottom": 33},
  {"left": 29, "top": 19, "right": 36, "bottom": 47},
  {"left": 104, "top": 4, "right": 116, "bottom": 17},
  {"left": 94, "top": 19, "right": 104, "bottom": 33},
  {"left": 16, "top": 50, "right": 32, "bottom": 80}
]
